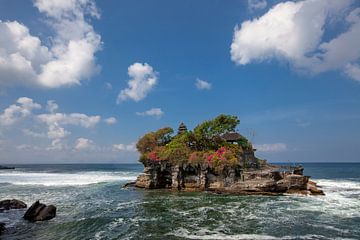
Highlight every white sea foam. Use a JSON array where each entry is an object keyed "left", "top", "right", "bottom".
[
  {"left": 287, "top": 179, "right": 360, "bottom": 218},
  {"left": 168, "top": 227, "right": 358, "bottom": 240},
  {"left": 0, "top": 171, "right": 138, "bottom": 186}
]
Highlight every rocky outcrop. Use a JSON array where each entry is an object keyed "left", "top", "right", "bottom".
[
  {"left": 135, "top": 161, "right": 324, "bottom": 196},
  {"left": 23, "top": 201, "right": 56, "bottom": 222},
  {"left": 0, "top": 199, "right": 27, "bottom": 211},
  {"left": 0, "top": 222, "right": 5, "bottom": 235}
]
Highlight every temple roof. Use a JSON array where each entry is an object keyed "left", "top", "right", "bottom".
[
  {"left": 177, "top": 122, "right": 187, "bottom": 134},
  {"left": 221, "top": 132, "right": 245, "bottom": 142}
]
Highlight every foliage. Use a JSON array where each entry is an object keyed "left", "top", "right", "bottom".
[
  {"left": 193, "top": 114, "right": 240, "bottom": 150},
  {"left": 205, "top": 146, "right": 239, "bottom": 173},
  {"left": 158, "top": 133, "right": 191, "bottom": 164},
  {"left": 136, "top": 127, "right": 173, "bottom": 155},
  {"left": 136, "top": 114, "right": 253, "bottom": 171}
]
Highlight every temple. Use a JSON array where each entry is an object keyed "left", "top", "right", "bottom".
[{"left": 133, "top": 114, "right": 324, "bottom": 195}]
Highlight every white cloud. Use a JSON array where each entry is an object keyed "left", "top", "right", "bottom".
[
  {"left": 0, "top": 0, "right": 101, "bottom": 88},
  {"left": 75, "top": 137, "right": 94, "bottom": 150},
  {"left": 254, "top": 143, "right": 287, "bottom": 152},
  {"left": 117, "top": 63, "right": 158, "bottom": 103},
  {"left": 248, "top": 0, "right": 267, "bottom": 11},
  {"left": 37, "top": 112, "right": 101, "bottom": 128},
  {"left": 48, "top": 138, "right": 67, "bottom": 151},
  {"left": 195, "top": 78, "right": 212, "bottom": 90},
  {"left": 23, "top": 129, "right": 46, "bottom": 138},
  {"left": 136, "top": 108, "right": 164, "bottom": 117},
  {"left": 104, "top": 117, "right": 117, "bottom": 125},
  {"left": 345, "top": 63, "right": 360, "bottom": 82},
  {"left": 112, "top": 143, "right": 136, "bottom": 152},
  {"left": 231, "top": 0, "right": 360, "bottom": 82},
  {"left": 47, "top": 122, "right": 69, "bottom": 139},
  {"left": 0, "top": 97, "right": 41, "bottom": 126},
  {"left": 46, "top": 100, "right": 59, "bottom": 113},
  {"left": 105, "top": 82, "right": 113, "bottom": 90}
]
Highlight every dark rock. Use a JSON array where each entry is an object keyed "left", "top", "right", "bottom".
[
  {"left": 135, "top": 160, "right": 324, "bottom": 196},
  {"left": 23, "top": 201, "right": 56, "bottom": 222},
  {"left": 0, "top": 165, "right": 15, "bottom": 170},
  {"left": 0, "top": 222, "right": 5, "bottom": 235},
  {"left": 122, "top": 181, "right": 136, "bottom": 188},
  {"left": 0, "top": 199, "right": 27, "bottom": 211}
]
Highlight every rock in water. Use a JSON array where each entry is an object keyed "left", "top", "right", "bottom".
[
  {"left": 0, "top": 199, "right": 27, "bottom": 211},
  {"left": 23, "top": 201, "right": 56, "bottom": 222},
  {"left": 0, "top": 222, "right": 5, "bottom": 235}
]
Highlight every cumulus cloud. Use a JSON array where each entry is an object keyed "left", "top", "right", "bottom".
[
  {"left": 0, "top": 0, "right": 101, "bottom": 88},
  {"left": 136, "top": 108, "right": 164, "bottom": 117},
  {"left": 37, "top": 112, "right": 101, "bottom": 128},
  {"left": 46, "top": 100, "right": 59, "bottom": 113},
  {"left": 117, "top": 63, "right": 158, "bottom": 103},
  {"left": 345, "top": 63, "right": 360, "bottom": 82},
  {"left": 0, "top": 97, "right": 41, "bottom": 126},
  {"left": 195, "top": 78, "right": 212, "bottom": 90},
  {"left": 75, "top": 137, "right": 94, "bottom": 150},
  {"left": 23, "top": 129, "right": 46, "bottom": 138},
  {"left": 248, "top": 0, "right": 267, "bottom": 11},
  {"left": 37, "top": 112, "right": 100, "bottom": 145},
  {"left": 231, "top": 0, "right": 360, "bottom": 82},
  {"left": 104, "top": 117, "right": 117, "bottom": 125},
  {"left": 254, "top": 143, "right": 287, "bottom": 152},
  {"left": 112, "top": 143, "right": 136, "bottom": 152}
]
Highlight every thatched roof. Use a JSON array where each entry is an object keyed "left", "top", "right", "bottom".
[{"left": 221, "top": 132, "right": 245, "bottom": 142}]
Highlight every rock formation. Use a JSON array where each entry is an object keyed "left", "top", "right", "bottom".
[
  {"left": 135, "top": 160, "right": 324, "bottom": 195},
  {"left": 23, "top": 201, "right": 56, "bottom": 222},
  {"left": 0, "top": 199, "right": 27, "bottom": 211},
  {"left": 134, "top": 115, "right": 324, "bottom": 196}
]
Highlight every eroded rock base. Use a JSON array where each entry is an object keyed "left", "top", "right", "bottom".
[{"left": 135, "top": 160, "right": 324, "bottom": 195}]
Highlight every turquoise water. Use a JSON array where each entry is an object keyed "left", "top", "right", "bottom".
[{"left": 0, "top": 163, "right": 359, "bottom": 240}]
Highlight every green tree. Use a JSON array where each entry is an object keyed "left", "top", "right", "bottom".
[
  {"left": 193, "top": 114, "right": 240, "bottom": 150},
  {"left": 136, "top": 127, "right": 174, "bottom": 155}
]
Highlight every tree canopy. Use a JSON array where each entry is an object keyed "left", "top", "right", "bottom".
[{"left": 136, "top": 114, "right": 252, "bottom": 170}]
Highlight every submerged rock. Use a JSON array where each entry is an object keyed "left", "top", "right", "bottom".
[
  {"left": 23, "top": 201, "right": 56, "bottom": 222},
  {"left": 0, "top": 199, "right": 27, "bottom": 211}
]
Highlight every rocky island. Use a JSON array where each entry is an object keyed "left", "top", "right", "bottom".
[{"left": 134, "top": 114, "right": 324, "bottom": 195}]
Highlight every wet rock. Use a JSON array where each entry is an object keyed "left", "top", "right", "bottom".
[
  {"left": 0, "top": 222, "right": 5, "bottom": 235},
  {"left": 135, "top": 160, "right": 324, "bottom": 195},
  {"left": 0, "top": 199, "right": 27, "bottom": 211},
  {"left": 23, "top": 201, "right": 56, "bottom": 222},
  {"left": 307, "top": 181, "right": 325, "bottom": 195},
  {"left": 122, "top": 181, "right": 136, "bottom": 188},
  {"left": 0, "top": 165, "right": 15, "bottom": 170}
]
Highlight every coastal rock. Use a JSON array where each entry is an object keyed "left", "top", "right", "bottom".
[
  {"left": 134, "top": 160, "right": 324, "bottom": 195},
  {"left": 23, "top": 201, "right": 56, "bottom": 222},
  {"left": 0, "top": 222, "right": 5, "bottom": 235},
  {"left": 0, "top": 165, "right": 15, "bottom": 170},
  {"left": 0, "top": 199, "right": 27, "bottom": 211}
]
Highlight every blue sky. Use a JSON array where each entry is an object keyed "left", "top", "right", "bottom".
[{"left": 0, "top": 0, "right": 360, "bottom": 163}]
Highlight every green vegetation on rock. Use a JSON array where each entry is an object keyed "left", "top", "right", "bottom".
[{"left": 136, "top": 114, "right": 255, "bottom": 171}]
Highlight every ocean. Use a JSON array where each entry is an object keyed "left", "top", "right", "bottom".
[{"left": 0, "top": 163, "right": 359, "bottom": 240}]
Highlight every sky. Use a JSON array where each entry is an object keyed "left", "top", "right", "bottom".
[{"left": 0, "top": 0, "right": 360, "bottom": 164}]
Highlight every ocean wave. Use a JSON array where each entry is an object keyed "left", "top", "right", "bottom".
[
  {"left": 167, "top": 227, "right": 358, "bottom": 240},
  {"left": 0, "top": 171, "right": 139, "bottom": 186}
]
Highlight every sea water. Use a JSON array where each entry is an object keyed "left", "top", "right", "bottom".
[{"left": 0, "top": 163, "right": 359, "bottom": 240}]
